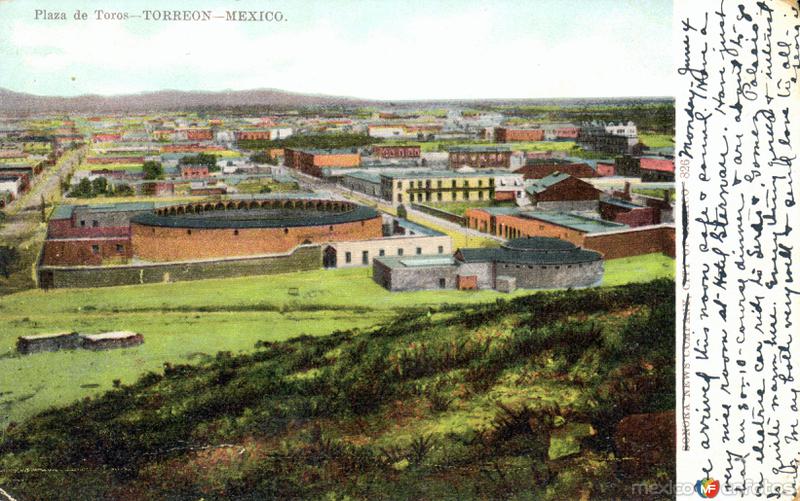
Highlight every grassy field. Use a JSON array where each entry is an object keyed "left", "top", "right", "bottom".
[
  {"left": 639, "top": 133, "right": 674, "bottom": 148},
  {"left": 0, "top": 254, "right": 673, "bottom": 429}
]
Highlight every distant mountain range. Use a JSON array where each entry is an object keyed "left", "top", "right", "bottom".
[
  {"left": 0, "top": 87, "right": 672, "bottom": 114},
  {"left": 0, "top": 88, "right": 376, "bottom": 114}
]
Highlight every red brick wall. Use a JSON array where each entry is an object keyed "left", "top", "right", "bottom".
[
  {"left": 583, "top": 226, "right": 675, "bottom": 259},
  {"left": 131, "top": 216, "right": 383, "bottom": 261},
  {"left": 495, "top": 128, "right": 544, "bottom": 142},
  {"left": 42, "top": 237, "right": 132, "bottom": 266},
  {"left": 494, "top": 214, "right": 585, "bottom": 245}
]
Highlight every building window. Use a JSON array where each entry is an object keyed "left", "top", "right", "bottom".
[
  {"left": 362, "top": 250, "right": 369, "bottom": 264},
  {"left": 284, "top": 228, "right": 289, "bottom": 234},
  {"left": 438, "top": 278, "right": 446, "bottom": 288},
  {"left": 187, "top": 230, "right": 192, "bottom": 235},
  {"left": 438, "top": 246, "right": 444, "bottom": 254},
  {"left": 329, "top": 225, "right": 334, "bottom": 231},
  {"left": 233, "top": 230, "right": 239, "bottom": 236},
  {"left": 345, "top": 252, "right": 352, "bottom": 263},
  {"left": 91, "top": 245, "right": 99, "bottom": 254},
  {"left": 92, "top": 220, "right": 99, "bottom": 228},
  {"left": 79, "top": 220, "right": 86, "bottom": 227},
  {"left": 416, "top": 247, "right": 422, "bottom": 255},
  {"left": 478, "top": 191, "right": 484, "bottom": 200},
  {"left": 398, "top": 248, "right": 404, "bottom": 256},
  {"left": 437, "top": 193, "right": 443, "bottom": 201},
  {"left": 379, "top": 249, "right": 385, "bottom": 256},
  {"left": 116, "top": 244, "right": 124, "bottom": 253},
  {"left": 478, "top": 180, "right": 483, "bottom": 187}
]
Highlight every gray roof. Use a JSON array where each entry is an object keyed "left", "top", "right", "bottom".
[
  {"left": 525, "top": 172, "right": 572, "bottom": 194},
  {"left": 131, "top": 205, "right": 380, "bottom": 229},
  {"left": 457, "top": 244, "right": 601, "bottom": 266}
]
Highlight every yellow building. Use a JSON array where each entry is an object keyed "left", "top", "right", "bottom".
[{"left": 379, "top": 170, "right": 520, "bottom": 205}]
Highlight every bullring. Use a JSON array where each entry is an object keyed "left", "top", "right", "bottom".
[{"left": 130, "top": 198, "right": 383, "bottom": 261}]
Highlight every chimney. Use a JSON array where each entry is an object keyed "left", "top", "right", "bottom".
[{"left": 624, "top": 181, "right": 631, "bottom": 197}]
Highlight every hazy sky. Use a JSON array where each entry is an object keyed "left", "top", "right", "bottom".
[{"left": 0, "top": 0, "right": 673, "bottom": 99}]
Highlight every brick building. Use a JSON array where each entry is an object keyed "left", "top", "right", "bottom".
[
  {"left": 180, "top": 165, "right": 209, "bottom": 179},
  {"left": 371, "top": 145, "right": 421, "bottom": 158},
  {"left": 465, "top": 207, "right": 674, "bottom": 259},
  {"left": 41, "top": 203, "right": 157, "bottom": 266},
  {"left": 599, "top": 198, "right": 661, "bottom": 227},
  {"left": 639, "top": 157, "right": 675, "bottom": 182},
  {"left": 447, "top": 145, "right": 512, "bottom": 169},
  {"left": 525, "top": 172, "right": 602, "bottom": 210},
  {"left": 515, "top": 158, "right": 598, "bottom": 179},
  {"left": 494, "top": 127, "right": 544, "bottom": 142},
  {"left": 284, "top": 148, "right": 361, "bottom": 177}
]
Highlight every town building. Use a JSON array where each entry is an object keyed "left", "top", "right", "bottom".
[
  {"left": 378, "top": 170, "right": 521, "bottom": 205},
  {"left": 494, "top": 127, "right": 545, "bottom": 142},
  {"left": 371, "top": 145, "right": 421, "bottom": 159},
  {"left": 639, "top": 156, "right": 675, "bottom": 182},
  {"left": 284, "top": 148, "right": 361, "bottom": 177},
  {"left": 525, "top": 172, "right": 602, "bottom": 210},
  {"left": 577, "top": 122, "right": 641, "bottom": 155},
  {"left": 324, "top": 219, "right": 451, "bottom": 269},
  {"left": 599, "top": 198, "right": 661, "bottom": 227},
  {"left": 447, "top": 145, "right": 512, "bottom": 169},
  {"left": 180, "top": 165, "right": 209, "bottom": 179},
  {"left": 465, "top": 206, "right": 675, "bottom": 259},
  {"left": 373, "top": 237, "right": 603, "bottom": 292},
  {"left": 514, "top": 158, "right": 598, "bottom": 179}
]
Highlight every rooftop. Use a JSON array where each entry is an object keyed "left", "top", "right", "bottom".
[
  {"left": 379, "top": 169, "right": 510, "bottom": 180},
  {"left": 516, "top": 211, "right": 627, "bottom": 234},
  {"left": 525, "top": 172, "right": 572, "bottom": 194}
]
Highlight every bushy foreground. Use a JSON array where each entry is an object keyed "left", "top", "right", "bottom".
[{"left": 0, "top": 279, "right": 675, "bottom": 500}]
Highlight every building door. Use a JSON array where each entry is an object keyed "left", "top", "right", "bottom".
[
  {"left": 323, "top": 246, "right": 337, "bottom": 268},
  {"left": 39, "top": 270, "right": 54, "bottom": 290}
]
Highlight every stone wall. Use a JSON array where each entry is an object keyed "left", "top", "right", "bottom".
[
  {"left": 373, "top": 261, "right": 458, "bottom": 291},
  {"left": 494, "top": 260, "right": 604, "bottom": 289},
  {"left": 39, "top": 245, "right": 322, "bottom": 289}
]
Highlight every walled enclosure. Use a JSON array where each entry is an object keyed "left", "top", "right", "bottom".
[{"left": 130, "top": 198, "right": 382, "bottom": 261}]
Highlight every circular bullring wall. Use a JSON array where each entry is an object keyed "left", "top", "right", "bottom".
[{"left": 130, "top": 198, "right": 383, "bottom": 262}]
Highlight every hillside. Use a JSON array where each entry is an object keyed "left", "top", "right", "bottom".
[{"left": 0, "top": 279, "right": 675, "bottom": 500}]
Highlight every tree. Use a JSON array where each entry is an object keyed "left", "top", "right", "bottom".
[
  {"left": 91, "top": 177, "right": 109, "bottom": 196},
  {"left": 114, "top": 184, "right": 134, "bottom": 197},
  {"left": 69, "top": 178, "right": 93, "bottom": 198},
  {"left": 397, "top": 204, "right": 408, "bottom": 218},
  {"left": 143, "top": 161, "right": 164, "bottom": 180}
]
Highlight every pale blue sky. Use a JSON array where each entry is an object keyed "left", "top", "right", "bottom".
[{"left": 0, "top": 0, "right": 673, "bottom": 99}]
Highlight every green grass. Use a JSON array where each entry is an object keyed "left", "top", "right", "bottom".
[
  {"left": 0, "top": 255, "right": 673, "bottom": 428},
  {"left": 639, "top": 133, "right": 674, "bottom": 148},
  {"left": 77, "top": 163, "right": 143, "bottom": 172},
  {"left": 428, "top": 200, "right": 514, "bottom": 217}
]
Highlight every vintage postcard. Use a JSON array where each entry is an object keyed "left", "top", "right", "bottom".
[{"left": 0, "top": 0, "right": 788, "bottom": 500}]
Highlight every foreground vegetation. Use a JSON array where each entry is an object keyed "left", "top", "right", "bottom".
[{"left": 0, "top": 279, "right": 675, "bottom": 500}]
